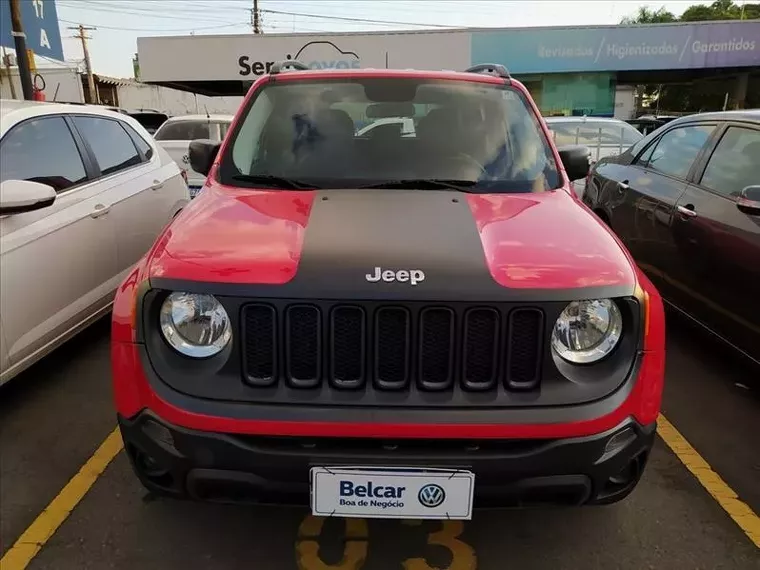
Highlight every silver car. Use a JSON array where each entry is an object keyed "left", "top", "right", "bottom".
[{"left": 544, "top": 116, "right": 643, "bottom": 198}]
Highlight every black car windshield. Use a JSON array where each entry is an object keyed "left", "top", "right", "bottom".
[{"left": 219, "top": 77, "right": 560, "bottom": 193}]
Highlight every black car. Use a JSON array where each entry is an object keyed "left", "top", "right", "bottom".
[
  {"left": 584, "top": 110, "right": 760, "bottom": 366},
  {"left": 626, "top": 115, "right": 679, "bottom": 136},
  {"left": 126, "top": 110, "right": 170, "bottom": 134}
]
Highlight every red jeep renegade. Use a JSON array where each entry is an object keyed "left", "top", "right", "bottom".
[{"left": 111, "top": 62, "right": 665, "bottom": 520}]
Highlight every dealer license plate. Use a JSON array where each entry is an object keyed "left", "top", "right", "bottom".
[{"left": 310, "top": 466, "right": 475, "bottom": 520}]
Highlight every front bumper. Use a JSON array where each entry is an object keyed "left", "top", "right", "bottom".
[{"left": 119, "top": 411, "right": 656, "bottom": 509}]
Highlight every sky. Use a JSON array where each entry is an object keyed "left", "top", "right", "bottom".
[{"left": 43, "top": 0, "right": 707, "bottom": 77}]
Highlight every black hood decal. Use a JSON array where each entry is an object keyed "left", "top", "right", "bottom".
[
  {"left": 151, "top": 189, "right": 635, "bottom": 302},
  {"left": 288, "top": 189, "right": 503, "bottom": 299}
]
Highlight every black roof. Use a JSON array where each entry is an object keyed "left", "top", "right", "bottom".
[{"left": 670, "top": 109, "right": 760, "bottom": 125}]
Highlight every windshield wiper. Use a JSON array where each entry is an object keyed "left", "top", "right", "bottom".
[
  {"left": 357, "top": 179, "right": 478, "bottom": 192},
  {"left": 231, "top": 174, "right": 320, "bottom": 190}
]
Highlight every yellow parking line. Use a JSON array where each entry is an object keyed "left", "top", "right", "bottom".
[
  {"left": 2, "top": 415, "right": 758, "bottom": 570},
  {"left": 657, "top": 414, "right": 760, "bottom": 548},
  {"left": 0, "top": 428, "right": 123, "bottom": 570}
]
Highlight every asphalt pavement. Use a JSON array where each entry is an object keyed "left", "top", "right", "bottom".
[{"left": 1, "top": 311, "right": 758, "bottom": 570}]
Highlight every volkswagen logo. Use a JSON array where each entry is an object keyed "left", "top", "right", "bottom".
[{"left": 418, "top": 484, "right": 446, "bottom": 508}]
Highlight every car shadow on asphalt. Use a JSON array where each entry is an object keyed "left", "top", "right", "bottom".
[
  {"left": 26, "top": 443, "right": 760, "bottom": 570},
  {"left": 0, "top": 316, "right": 113, "bottom": 415}
]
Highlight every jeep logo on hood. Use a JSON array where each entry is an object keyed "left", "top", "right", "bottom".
[
  {"left": 366, "top": 267, "right": 425, "bottom": 286},
  {"left": 238, "top": 40, "right": 360, "bottom": 77}
]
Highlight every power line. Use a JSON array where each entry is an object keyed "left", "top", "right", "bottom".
[
  {"left": 259, "top": 8, "right": 458, "bottom": 28},
  {"left": 36, "top": 53, "right": 80, "bottom": 68},
  {"left": 57, "top": 1, "right": 242, "bottom": 24},
  {"left": 263, "top": 20, "right": 331, "bottom": 33},
  {"left": 57, "top": 18, "right": 247, "bottom": 33},
  {"left": 275, "top": 0, "right": 505, "bottom": 17},
  {"left": 58, "top": 1, "right": 460, "bottom": 31}
]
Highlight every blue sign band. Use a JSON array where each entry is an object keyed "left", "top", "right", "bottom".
[
  {"left": 0, "top": 0, "right": 64, "bottom": 61},
  {"left": 471, "top": 21, "right": 760, "bottom": 74}
]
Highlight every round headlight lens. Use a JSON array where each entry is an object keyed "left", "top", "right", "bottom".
[
  {"left": 159, "top": 292, "right": 231, "bottom": 358},
  {"left": 551, "top": 299, "right": 622, "bottom": 364}
]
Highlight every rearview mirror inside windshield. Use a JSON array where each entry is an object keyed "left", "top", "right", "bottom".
[{"left": 366, "top": 102, "right": 416, "bottom": 119}]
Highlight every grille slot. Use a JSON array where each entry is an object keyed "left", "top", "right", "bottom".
[
  {"left": 462, "top": 308, "right": 500, "bottom": 390},
  {"left": 330, "top": 306, "right": 366, "bottom": 388},
  {"left": 374, "top": 307, "right": 411, "bottom": 390},
  {"left": 506, "top": 308, "right": 544, "bottom": 390},
  {"left": 285, "top": 305, "right": 321, "bottom": 388},
  {"left": 242, "top": 304, "right": 276, "bottom": 386},
  {"left": 418, "top": 307, "right": 455, "bottom": 390}
]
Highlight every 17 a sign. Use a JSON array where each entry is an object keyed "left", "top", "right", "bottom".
[{"left": 0, "top": 0, "right": 64, "bottom": 61}]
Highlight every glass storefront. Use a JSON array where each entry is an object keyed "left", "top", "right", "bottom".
[{"left": 517, "top": 73, "right": 616, "bottom": 117}]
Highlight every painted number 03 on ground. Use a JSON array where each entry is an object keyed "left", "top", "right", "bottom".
[{"left": 295, "top": 515, "right": 477, "bottom": 570}]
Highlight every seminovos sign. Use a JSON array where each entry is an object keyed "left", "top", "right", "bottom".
[{"left": 239, "top": 40, "right": 361, "bottom": 76}]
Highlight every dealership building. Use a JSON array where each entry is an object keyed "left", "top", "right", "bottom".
[{"left": 137, "top": 20, "right": 760, "bottom": 118}]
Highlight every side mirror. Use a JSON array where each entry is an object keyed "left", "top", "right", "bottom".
[
  {"left": 0, "top": 180, "right": 57, "bottom": 215},
  {"left": 737, "top": 185, "right": 760, "bottom": 215},
  {"left": 188, "top": 139, "right": 221, "bottom": 177},
  {"left": 557, "top": 144, "right": 591, "bottom": 181}
]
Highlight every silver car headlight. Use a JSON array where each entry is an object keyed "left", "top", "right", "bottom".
[
  {"left": 159, "top": 292, "right": 232, "bottom": 358},
  {"left": 551, "top": 299, "right": 623, "bottom": 364}
]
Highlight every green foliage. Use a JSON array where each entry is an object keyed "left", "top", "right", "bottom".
[
  {"left": 620, "top": 6, "right": 677, "bottom": 24},
  {"left": 621, "top": 0, "right": 760, "bottom": 23},
  {"left": 619, "top": 0, "right": 758, "bottom": 112}
]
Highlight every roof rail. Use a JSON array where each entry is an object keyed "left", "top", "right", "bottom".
[
  {"left": 269, "top": 59, "right": 311, "bottom": 75},
  {"left": 464, "top": 63, "right": 511, "bottom": 80}
]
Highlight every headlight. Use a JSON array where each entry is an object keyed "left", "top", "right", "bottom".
[
  {"left": 551, "top": 299, "right": 622, "bottom": 364},
  {"left": 159, "top": 292, "right": 232, "bottom": 358}
]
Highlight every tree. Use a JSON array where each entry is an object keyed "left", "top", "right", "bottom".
[
  {"left": 744, "top": 3, "right": 760, "bottom": 18},
  {"left": 682, "top": 0, "right": 742, "bottom": 20},
  {"left": 620, "top": 6, "right": 677, "bottom": 24},
  {"left": 619, "top": 1, "right": 759, "bottom": 113},
  {"left": 620, "top": 0, "right": 760, "bottom": 23}
]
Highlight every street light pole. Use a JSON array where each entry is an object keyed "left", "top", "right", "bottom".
[{"left": 9, "top": 0, "right": 34, "bottom": 100}]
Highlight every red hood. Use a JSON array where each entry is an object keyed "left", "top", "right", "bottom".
[
  {"left": 466, "top": 192, "right": 635, "bottom": 289},
  {"left": 148, "top": 185, "right": 635, "bottom": 291},
  {"left": 148, "top": 186, "right": 316, "bottom": 284}
]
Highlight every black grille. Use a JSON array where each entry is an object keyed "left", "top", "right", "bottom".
[
  {"left": 241, "top": 302, "right": 544, "bottom": 393},
  {"left": 463, "top": 308, "right": 500, "bottom": 390},
  {"left": 419, "top": 308, "right": 455, "bottom": 390},
  {"left": 330, "top": 306, "right": 365, "bottom": 387},
  {"left": 285, "top": 305, "right": 321, "bottom": 387},
  {"left": 506, "top": 308, "right": 544, "bottom": 390},
  {"left": 242, "top": 304, "right": 276, "bottom": 386},
  {"left": 374, "top": 307, "right": 410, "bottom": 389}
]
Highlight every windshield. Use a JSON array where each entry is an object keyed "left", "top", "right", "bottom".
[
  {"left": 154, "top": 121, "right": 213, "bottom": 141},
  {"left": 547, "top": 120, "right": 643, "bottom": 148},
  {"left": 219, "top": 78, "right": 560, "bottom": 193}
]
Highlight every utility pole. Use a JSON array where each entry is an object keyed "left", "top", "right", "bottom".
[
  {"left": 9, "top": 0, "right": 34, "bottom": 99},
  {"left": 69, "top": 24, "right": 98, "bottom": 104},
  {"left": 1, "top": 47, "right": 18, "bottom": 99},
  {"left": 252, "top": 0, "right": 261, "bottom": 34}
]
